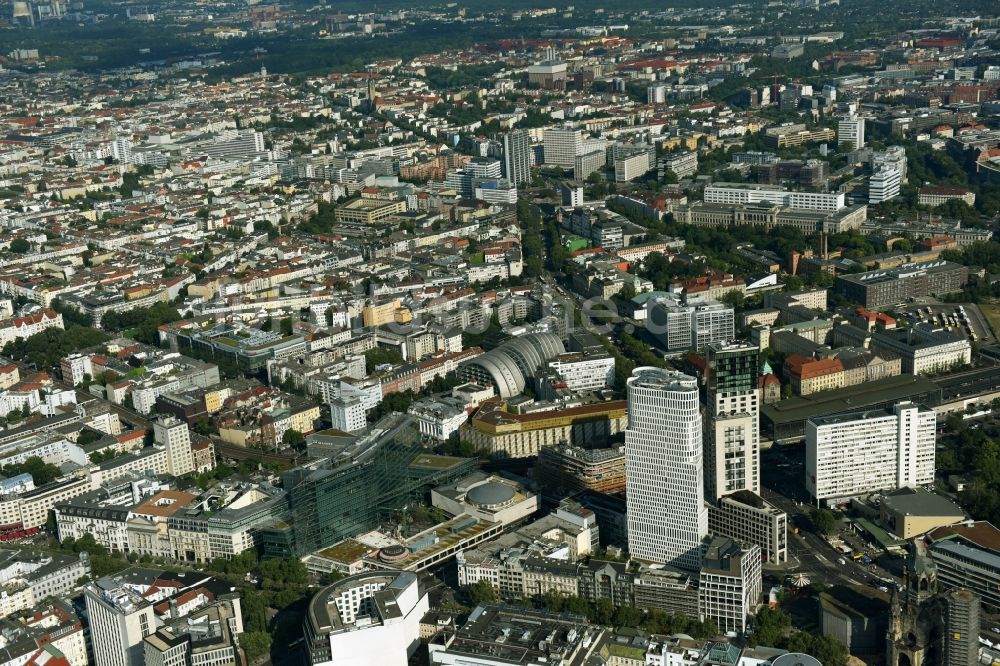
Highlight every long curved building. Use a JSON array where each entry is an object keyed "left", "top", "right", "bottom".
[{"left": 458, "top": 332, "right": 565, "bottom": 398}]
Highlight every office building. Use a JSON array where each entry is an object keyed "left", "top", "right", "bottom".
[
  {"left": 838, "top": 115, "right": 866, "bottom": 149},
  {"left": 330, "top": 395, "right": 367, "bottom": 432},
  {"left": 805, "top": 401, "right": 935, "bottom": 502},
  {"left": 708, "top": 491, "right": 787, "bottom": 564},
  {"left": 762, "top": 125, "right": 835, "bottom": 148},
  {"left": 574, "top": 149, "right": 606, "bottom": 180},
  {"left": 427, "top": 605, "right": 607, "bottom": 666},
  {"left": 526, "top": 61, "right": 568, "bottom": 89},
  {"left": 461, "top": 398, "right": 627, "bottom": 458},
  {"left": 873, "top": 145, "right": 907, "bottom": 183},
  {"left": 698, "top": 537, "right": 762, "bottom": 634},
  {"left": 153, "top": 416, "right": 194, "bottom": 477},
  {"left": 543, "top": 127, "right": 584, "bottom": 169},
  {"left": 615, "top": 151, "right": 653, "bottom": 182},
  {"left": 835, "top": 260, "right": 968, "bottom": 309},
  {"left": 502, "top": 129, "right": 532, "bottom": 185},
  {"left": 536, "top": 443, "right": 626, "bottom": 494},
  {"left": 869, "top": 166, "right": 901, "bottom": 204},
  {"left": 871, "top": 326, "right": 971, "bottom": 375},
  {"left": 918, "top": 186, "right": 976, "bottom": 207},
  {"left": 704, "top": 342, "right": 760, "bottom": 503},
  {"left": 672, "top": 201, "right": 866, "bottom": 234},
  {"left": 84, "top": 580, "right": 158, "bottom": 666},
  {"left": 143, "top": 598, "right": 244, "bottom": 666},
  {"left": 259, "top": 414, "right": 476, "bottom": 557},
  {"left": 704, "top": 184, "right": 845, "bottom": 212},
  {"left": 305, "top": 571, "right": 428, "bottom": 666},
  {"left": 625, "top": 367, "right": 707, "bottom": 570},
  {"left": 928, "top": 522, "right": 1000, "bottom": 609},
  {"left": 646, "top": 296, "right": 735, "bottom": 352}
]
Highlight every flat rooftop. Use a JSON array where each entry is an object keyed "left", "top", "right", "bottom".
[{"left": 762, "top": 374, "right": 941, "bottom": 427}]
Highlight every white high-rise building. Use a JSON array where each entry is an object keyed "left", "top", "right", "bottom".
[
  {"left": 704, "top": 342, "right": 760, "bottom": 503},
  {"left": 837, "top": 114, "right": 865, "bottom": 150},
  {"left": 869, "top": 165, "right": 902, "bottom": 203},
  {"left": 648, "top": 84, "right": 668, "bottom": 104},
  {"left": 84, "top": 581, "right": 157, "bottom": 666},
  {"left": 806, "top": 401, "right": 935, "bottom": 502},
  {"left": 502, "top": 129, "right": 532, "bottom": 185},
  {"left": 543, "top": 127, "right": 584, "bottom": 169},
  {"left": 154, "top": 415, "right": 194, "bottom": 477},
  {"left": 625, "top": 367, "right": 707, "bottom": 570}
]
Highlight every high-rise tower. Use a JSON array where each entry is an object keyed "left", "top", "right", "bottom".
[
  {"left": 625, "top": 367, "right": 707, "bottom": 570},
  {"left": 502, "top": 129, "right": 532, "bottom": 185},
  {"left": 704, "top": 342, "right": 760, "bottom": 502}
]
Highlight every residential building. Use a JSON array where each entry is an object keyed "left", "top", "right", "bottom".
[
  {"left": 502, "top": 130, "right": 532, "bottom": 185},
  {"left": 0, "top": 309, "right": 63, "bottom": 348},
  {"left": 0, "top": 549, "right": 90, "bottom": 617},
  {"left": 61, "top": 354, "right": 93, "bottom": 386},
  {"left": 543, "top": 128, "right": 584, "bottom": 169},
  {"left": 660, "top": 151, "right": 698, "bottom": 179},
  {"left": 625, "top": 367, "right": 707, "bottom": 570},
  {"left": 805, "top": 401, "right": 935, "bottom": 502},
  {"left": 698, "top": 537, "right": 762, "bottom": 634}
]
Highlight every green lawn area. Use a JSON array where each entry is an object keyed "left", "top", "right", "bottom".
[{"left": 979, "top": 304, "right": 1000, "bottom": 338}]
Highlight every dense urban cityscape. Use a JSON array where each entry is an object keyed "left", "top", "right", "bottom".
[{"left": 1, "top": 0, "right": 1000, "bottom": 665}]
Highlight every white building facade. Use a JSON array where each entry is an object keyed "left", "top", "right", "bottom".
[
  {"left": 625, "top": 367, "right": 707, "bottom": 570},
  {"left": 806, "top": 401, "right": 935, "bottom": 502}
]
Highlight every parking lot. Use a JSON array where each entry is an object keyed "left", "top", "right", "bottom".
[{"left": 892, "top": 301, "right": 992, "bottom": 344}]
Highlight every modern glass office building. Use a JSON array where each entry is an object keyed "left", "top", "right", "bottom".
[{"left": 259, "top": 414, "right": 476, "bottom": 558}]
